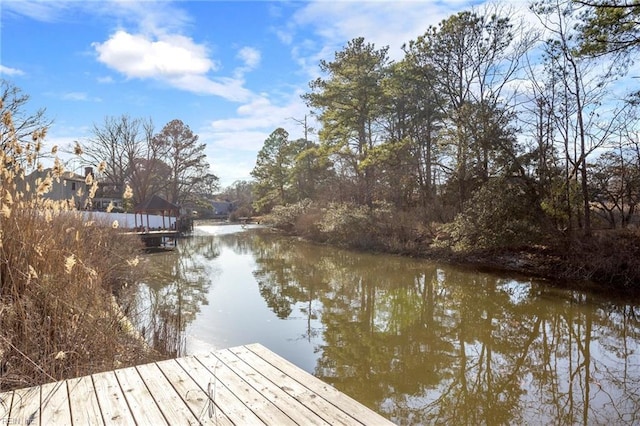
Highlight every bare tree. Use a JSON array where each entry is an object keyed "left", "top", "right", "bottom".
[
  {"left": 590, "top": 100, "right": 640, "bottom": 228},
  {"left": 127, "top": 119, "right": 169, "bottom": 205},
  {"left": 532, "top": 0, "right": 625, "bottom": 235},
  {"left": 82, "top": 115, "right": 161, "bottom": 205},
  {"left": 0, "top": 79, "right": 52, "bottom": 170}
]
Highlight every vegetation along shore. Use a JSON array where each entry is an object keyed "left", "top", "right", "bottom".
[
  {"left": 261, "top": 200, "right": 640, "bottom": 295},
  {"left": 244, "top": 2, "right": 640, "bottom": 295}
]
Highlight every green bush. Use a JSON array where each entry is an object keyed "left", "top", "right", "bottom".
[
  {"left": 264, "top": 199, "right": 314, "bottom": 232},
  {"left": 317, "top": 202, "right": 373, "bottom": 245},
  {"left": 317, "top": 201, "right": 420, "bottom": 250},
  {"left": 447, "top": 178, "right": 549, "bottom": 251},
  {"left": 266, "top": 199, "right": 432, "bottom": 252}
]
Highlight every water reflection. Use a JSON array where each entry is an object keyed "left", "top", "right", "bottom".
[
  {"left": 134, "top": 225, "right": 640, "bottom": 425},
  {"left": 133, "top": 234, "right": 220, "bottom": 355}
]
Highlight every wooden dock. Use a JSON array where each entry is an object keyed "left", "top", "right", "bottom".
[
  {"left": 0, "top": 343, "right": 394, "bottom": 425},
  {"left": 123, "top": 230, "right": 179, "bottom": 248}
]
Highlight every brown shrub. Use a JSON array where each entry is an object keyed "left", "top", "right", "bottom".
[
  {"left": 0, "top": 209, "right": 153, "bottom": 390},
  {"left": 268, "top": 200, "right": 435, "bottom": 254},
  {"left": 0, "top": 97, "right": 157, "bottom": 391},
  {"left": 561, "top": 228, "right": 640, "bottom": 290}
]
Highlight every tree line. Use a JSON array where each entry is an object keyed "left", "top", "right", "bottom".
[
  {"left": 251, "top": 0, "right": 640, "bottom": 246},
  {"left": 0, "top": 79, "right": 218, "bottom": 213},
  {"left": 81, "top": 115, "right": 217, "bottom": 208}
]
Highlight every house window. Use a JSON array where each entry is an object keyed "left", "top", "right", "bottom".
[{"left": 71, "top": 182, "right": 77, "bottom": 191}]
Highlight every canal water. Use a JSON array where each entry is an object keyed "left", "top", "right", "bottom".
[{"left": 131, "top": 224, "right": 640, "bottom": 425}]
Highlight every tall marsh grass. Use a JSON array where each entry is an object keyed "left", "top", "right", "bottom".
[{"left": 0, "top": 98, "right": 155, "bottom": 391}]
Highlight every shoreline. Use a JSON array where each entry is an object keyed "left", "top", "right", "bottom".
[{"left": 256, "top": 225, "right": 640, "bottom": 298}]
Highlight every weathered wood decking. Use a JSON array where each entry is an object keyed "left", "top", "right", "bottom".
[{"left": 0, "top": 343, "right": 394, "bottom": 425}]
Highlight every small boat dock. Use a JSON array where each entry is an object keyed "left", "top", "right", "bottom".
[
  {"left": 0, "top": 343, "right": 394, "bottom": 425},
  {"left": 126, "top": 229, "right": 180, "bottom": 248}
]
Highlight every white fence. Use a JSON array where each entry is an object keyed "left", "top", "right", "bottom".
[{"left": 81, "top": 211, "right": 176, "bottom": 230}]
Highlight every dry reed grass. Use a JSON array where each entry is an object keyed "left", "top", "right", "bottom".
[{"left": 0, "top": 97, "right": 158, "bottom": 391}]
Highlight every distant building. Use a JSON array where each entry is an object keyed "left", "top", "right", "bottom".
[
  {"left": 134, "top": 194, "right": 182, "bottom": 231},
  {"left": 24, "top": 167, "right": 128, "bottom": 211},
  {"left": 25, "top": 168, "right": 89, "bottom": 208},
  {"left": 93, "top": 184, "right": 124, "bottom": 211},
  {"left": 84, "top": 167, "right": 124, "bottom": 211},
  {"left": 211, "top": 200, "right": 234, "bottom": 218}
]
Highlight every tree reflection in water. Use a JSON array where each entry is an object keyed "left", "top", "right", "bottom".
[
  {"left": 133, "top": 227, "right": 640, "bottom": 425},
  {"left": 132, "top": 235, "right": 220, "bottom": 356},
  {"left": 245, "top": 231, "right": 640, "bottom": 425}
]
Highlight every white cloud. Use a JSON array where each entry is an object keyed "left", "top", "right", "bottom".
[
  {"left": 279, "top": 1, "right": 469, "bottom": 81},
  {"left": 201, "top": 91, "right": 314, "bottom": 186},
  {"left": 3, "top": 0, "right": 192, "bottom": 36},
  {"left": 0, "top": 65, "right": 25, "bottom": 76},
  {"left": 211, "top": 93, "right": 310, "bottom": 137},
  {"left": 200, "top": 128, "right": 267, "bottom": 186},
  {"left": 286, "top": 0, "right": 538, "bottom": 80},
  {"left": 1, "top": 0, "right": 72, "bottom": 22},
  {"left": 92, "top": 30, "right": 256, "bottom": 102},
  {"left": 109, "top": 1, "right": 192, "bottom": 37},
  {"left": 291, "top": 1, "right": 458, "bottom": 61},
  {"left": 93, "top": 30, "right": 215, "bottom": 78},
  {"left": 233, "top": 47, "right": 261, "bottom": 80},
  {"left": 6, "top": 0, "right": 264, "bottom": 110},
  {"left": 61, "top": 92, "right": 97, "bottom": 102},
  {"left": 206, "top": 150, "right": 256, "bottom": 186},
  {"left": 171, "top": 74, "right": 252, "bottom": 102},
  {"left": 44, "top": 91, "right": 102, "bottom": 102},
  {"left": 97, "top": 75, "right": 114, "bottom": 84},
  {"left": 206, "top": 129, "right": 272, "bottom": 152},
  {"left": 275, "top": 29, "right": 293, "bottom": 45},
  {"left": 237, "top": 47, "right": 261, "bottom": 70}
]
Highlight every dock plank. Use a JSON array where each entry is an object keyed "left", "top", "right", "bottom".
[
  {"left": 242, "top": 343, "right": 395, "bottom": 425},
  {"left": 229, "top": 345, "right": 360, "bottom": 425},
  {"left": 0, "top": 391, "right": 12, "bottom": 421},
  {"left": 91, "top": 371, "right": 136, "bottom": 425},
  {"left": 134, "top": 362, "right": 202, "bottom": 425},
  {"left": 9, "top": 385, "right": 40, "bottom": 425},
  {"left": 174, "top": 354, "right": 266, "bottom": 424},
  {"left": 193, "top": 351, "right": 299, "bottom": 425},
  {"left": 113, "top": 366, "right": 168, "bottom": 426},
  {"left": 153, "top": 357, "right": 234, "bottom": 425},
  {"left": 40, "top": 381, "right": 71, "bottom": 425},
  {"left": 211, "top": 349, "right": 330, "bottom": 426},
  {"left": 1, "top": 343, "right": 394, "bottom": 426},
  {"left": 66, "top": 375, "right": 104, "bottom": 425}
]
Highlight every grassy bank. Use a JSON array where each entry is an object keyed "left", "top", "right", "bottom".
[
  {"left": 0, "top": 207, "right": 166, "bottom": 391},
  {"left": 263, "top": 200, "right": 640, "bottom": 295},
  {"left": 0, "top": 107, "right": 164, "bottom": 391}
]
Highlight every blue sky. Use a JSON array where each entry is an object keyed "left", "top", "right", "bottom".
[{"left": 2, "top": 0, "right": 529, "bottom": 188}]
